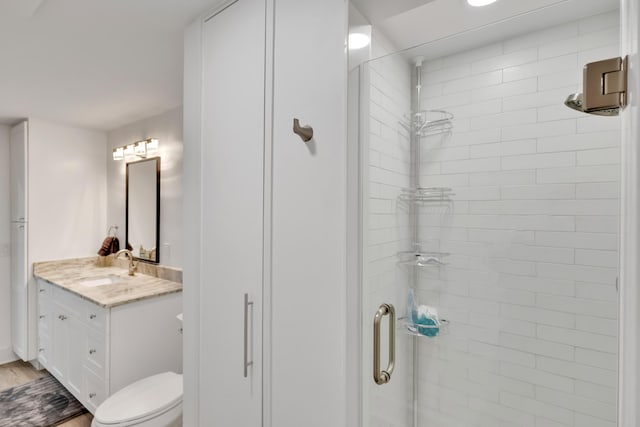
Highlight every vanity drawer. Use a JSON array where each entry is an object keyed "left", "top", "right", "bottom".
[
  {"left": 37, "top": 333, "right": 50, "bottom": 368},
  {"left": 37, "top": 280, "right": 52, "bottom": 301},
  {"left": 38, "top": 297, "right": 51, "bottom": 333},
  {"left": 54, "top": 287, "right": 84, "bottom": 317},
  {"left": 85, "top": 329, "right": 107, "bottom": 379},
  {"left": 84, "top": 304, "right": 107, "bottom": 332},
  {"left": 83, "top": 367, "right": 108, "bottom": 414}
]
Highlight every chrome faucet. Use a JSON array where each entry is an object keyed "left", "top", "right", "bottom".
[{"left": 115, "top": 249, "right": 137, "bottom": 276}]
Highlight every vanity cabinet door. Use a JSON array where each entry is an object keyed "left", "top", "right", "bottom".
[
  {"left": 50, "top": 300, "right": 85, "bottom": 397},
  {"left": 50, "top": 302, "right": 69, "bottom": 381},
  {"left": 65, "top": 316, "right": 85, "bottom": 397}
]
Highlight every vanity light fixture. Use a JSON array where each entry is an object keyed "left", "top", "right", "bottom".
[
  {"left": 146, "top": 138, "right": 159, "bottom": 155},
  {"left": 112, "top": 146, "right": 124, "bottom": 161},
  {"left": 112, "top": 138, "right": 160, "bottom": 161},
  {"left": 123, "top": 144, "right": 136, "bottom": 160},
  {"left": 134, "top": 140, "right": 147, "bottom": 157}
]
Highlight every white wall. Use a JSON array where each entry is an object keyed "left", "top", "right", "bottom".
[
  {"left": 416, "top": 11, "right": 619, "bottom": 427},
  {"left": 28, "top": 119, "right": 107, "bottom": 264},
  {"left": 0, "top": 124, "right": 14, "bottom": 364},
  {"left": 106, "top": 107, "right": 183, "bottom": 268}
]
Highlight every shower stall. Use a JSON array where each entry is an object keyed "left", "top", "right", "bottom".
[{"left": 355, "top": 4, "right": 621, "bottom": 426}]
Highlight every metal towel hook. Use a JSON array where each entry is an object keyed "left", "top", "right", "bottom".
[{"left": 293, "top": 118, "right": 313, "bottom": 142}]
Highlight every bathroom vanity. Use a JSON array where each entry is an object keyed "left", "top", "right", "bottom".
[{"left": 34, "top": 258, "right": 182, "bottom": 414}]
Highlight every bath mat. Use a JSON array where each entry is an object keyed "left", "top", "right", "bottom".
[{"left": 0, "top": 373, "right": 87, "bottom": 426}]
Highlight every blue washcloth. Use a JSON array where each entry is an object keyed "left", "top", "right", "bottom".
[{"left": 412, "top": 305, "right": 440, "bottom": 337}]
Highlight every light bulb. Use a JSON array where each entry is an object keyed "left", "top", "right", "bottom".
[
  {"left": 467, "top": 0, "right": 497, "bottom": 6},
  {"left": 348, "top": 33, "right": 370, "bottom": 50},
  {"left": 112, "top": 147, "right": 124, "bottom": 161},
  {"left": 146, "top": 138, "right": 159, "bottom": 154}
]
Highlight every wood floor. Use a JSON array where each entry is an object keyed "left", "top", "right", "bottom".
[{"left": 0, "top": 360, "right": 93, "bottom": 427}]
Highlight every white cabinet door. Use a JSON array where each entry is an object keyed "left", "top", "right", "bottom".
[
  {"left": 270, "top": 0, "right": 348, "bottom": 425},
  {"left": 50, "top": 303, "right": 68, "bottom": 380},
  {"left": 10, "top": 222, "right": 27, "bottom": 360},
  {"left": 50, "top": 301, "right": 83, "bottom": 399},
  {"left": 66, "top": 316, "right": 85, "bottom": 397},
  {"left": 10, "top": 121, "right": 27, "bottom": 222},
  {"left": 200, "top": 0, "right": 265, "bottom": 425}
]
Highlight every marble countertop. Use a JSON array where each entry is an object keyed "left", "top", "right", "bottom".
[{"left": 33, "top": 257, "right": 183, "bottom": 308}]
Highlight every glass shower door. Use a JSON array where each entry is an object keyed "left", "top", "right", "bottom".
[
  {"left": 359, "top": 54, "right": 416, "bottom": 427},
  {"left": 359, "top": 6, "right": 621, "bottom": 427}
]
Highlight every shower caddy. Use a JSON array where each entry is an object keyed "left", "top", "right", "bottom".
[{"left": 397, "top": 57, "right": 454, "bottom": 427}]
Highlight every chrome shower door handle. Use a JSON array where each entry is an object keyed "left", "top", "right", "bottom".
[
  {"left": 373, "top": 303, "right": 396, "bottom": 385},
  {"left": 243, "top": 293, "right": 254, "bottom": 378}
]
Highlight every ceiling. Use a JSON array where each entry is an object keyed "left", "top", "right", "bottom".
[
  {"left": 0, "top": 0, "right": 621, "bottom": 132},
  {"left": 0, "top": 0, "right": 214, "bottom": 131},
  {"left": 352, "top": 0, "right": 620, "bottom": 59}
]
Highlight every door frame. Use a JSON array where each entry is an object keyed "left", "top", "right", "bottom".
[{"left": 618, "top": 1, "right": 639, "bottom": 426}]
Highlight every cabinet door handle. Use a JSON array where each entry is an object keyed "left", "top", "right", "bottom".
[
  {"left": 89, "top": 393, "right": 96, "bottom": 399},
  {"left": 39, "top": 289, "right": 45, "bottom": 293},
  {"left": 243, "top": 293, "right": 254, "bottom": 378},
  {"left": 89, "top": 314, "right": 97, "bottom": 320},
  {"left": 58, "top": 315, "right": 67, "bottom": 321},
  {"left": 373, "top": 303, "right": 395, "bottom": 385},
  {"left": 39, "top": 315, "right": 45, "bottom": 319},
  {"left": 89, "top": 349, "right": 96, "bottom": 355}
]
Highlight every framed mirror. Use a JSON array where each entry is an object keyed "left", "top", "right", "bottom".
[{"left": 126, "top": 157, "right": 160, "bottom": 263}]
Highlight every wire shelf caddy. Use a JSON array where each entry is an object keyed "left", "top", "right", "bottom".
[
  {"left": 397, "top": 251, "right": 450, "bottom": 267},
  {"left": 399, "top": 109, "right": 454, "bottom": 138}
]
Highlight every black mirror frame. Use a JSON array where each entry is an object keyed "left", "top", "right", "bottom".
[{"left": 125, "top": 157, "right": 161, "bottom": 264}]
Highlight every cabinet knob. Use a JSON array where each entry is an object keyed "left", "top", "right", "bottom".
[
  {"left": 89, "top": 314, "right": 97, "bottom": 320},
  {"left": 39, "top": 348, "right": 44, "bottom": 353},
  {"left": 89, "top": 393, "right": 96, "bottom": 399},
  {"left": 39, "top": 289, "right": 45, "bottom": 293},
  {"left": 39, "top": 315, "right": 45, "bottom": 319},
  {"left": 58, "top": 315, "right": 67, "bottom": 321},
  {"left": 89, "top": 349, "right": 96, "bottom": 355}
]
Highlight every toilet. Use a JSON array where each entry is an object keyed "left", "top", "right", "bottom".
[{"left": 91, "top": 372, "right": 183, "bottom": 427}]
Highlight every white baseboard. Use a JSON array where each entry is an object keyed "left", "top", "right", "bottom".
[{"left": 0, "top": 346, "right": 18, "bottom": 365}]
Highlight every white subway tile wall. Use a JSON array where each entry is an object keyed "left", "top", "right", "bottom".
[{"left": 365, "top": 9, "right": 620, "bottom": 427}]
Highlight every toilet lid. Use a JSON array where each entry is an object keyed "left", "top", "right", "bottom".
[{"left": 94, "top": 372, "right": 183, "bottom": 425}]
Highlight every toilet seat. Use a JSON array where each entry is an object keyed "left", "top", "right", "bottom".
[{"left": 93, "top": 372, "right": 183, "bottom": 426}]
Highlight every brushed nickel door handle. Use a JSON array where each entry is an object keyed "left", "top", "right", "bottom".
[
  {"left": 243, "top": 293, "right": 254, "bottom": 378},
  {"left": 373, "top": 303, "right": 395, "bottom": 385}
]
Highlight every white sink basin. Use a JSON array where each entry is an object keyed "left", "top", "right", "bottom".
[{"left": 79, "top": 275, "right": 125, "bottom": 287}]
